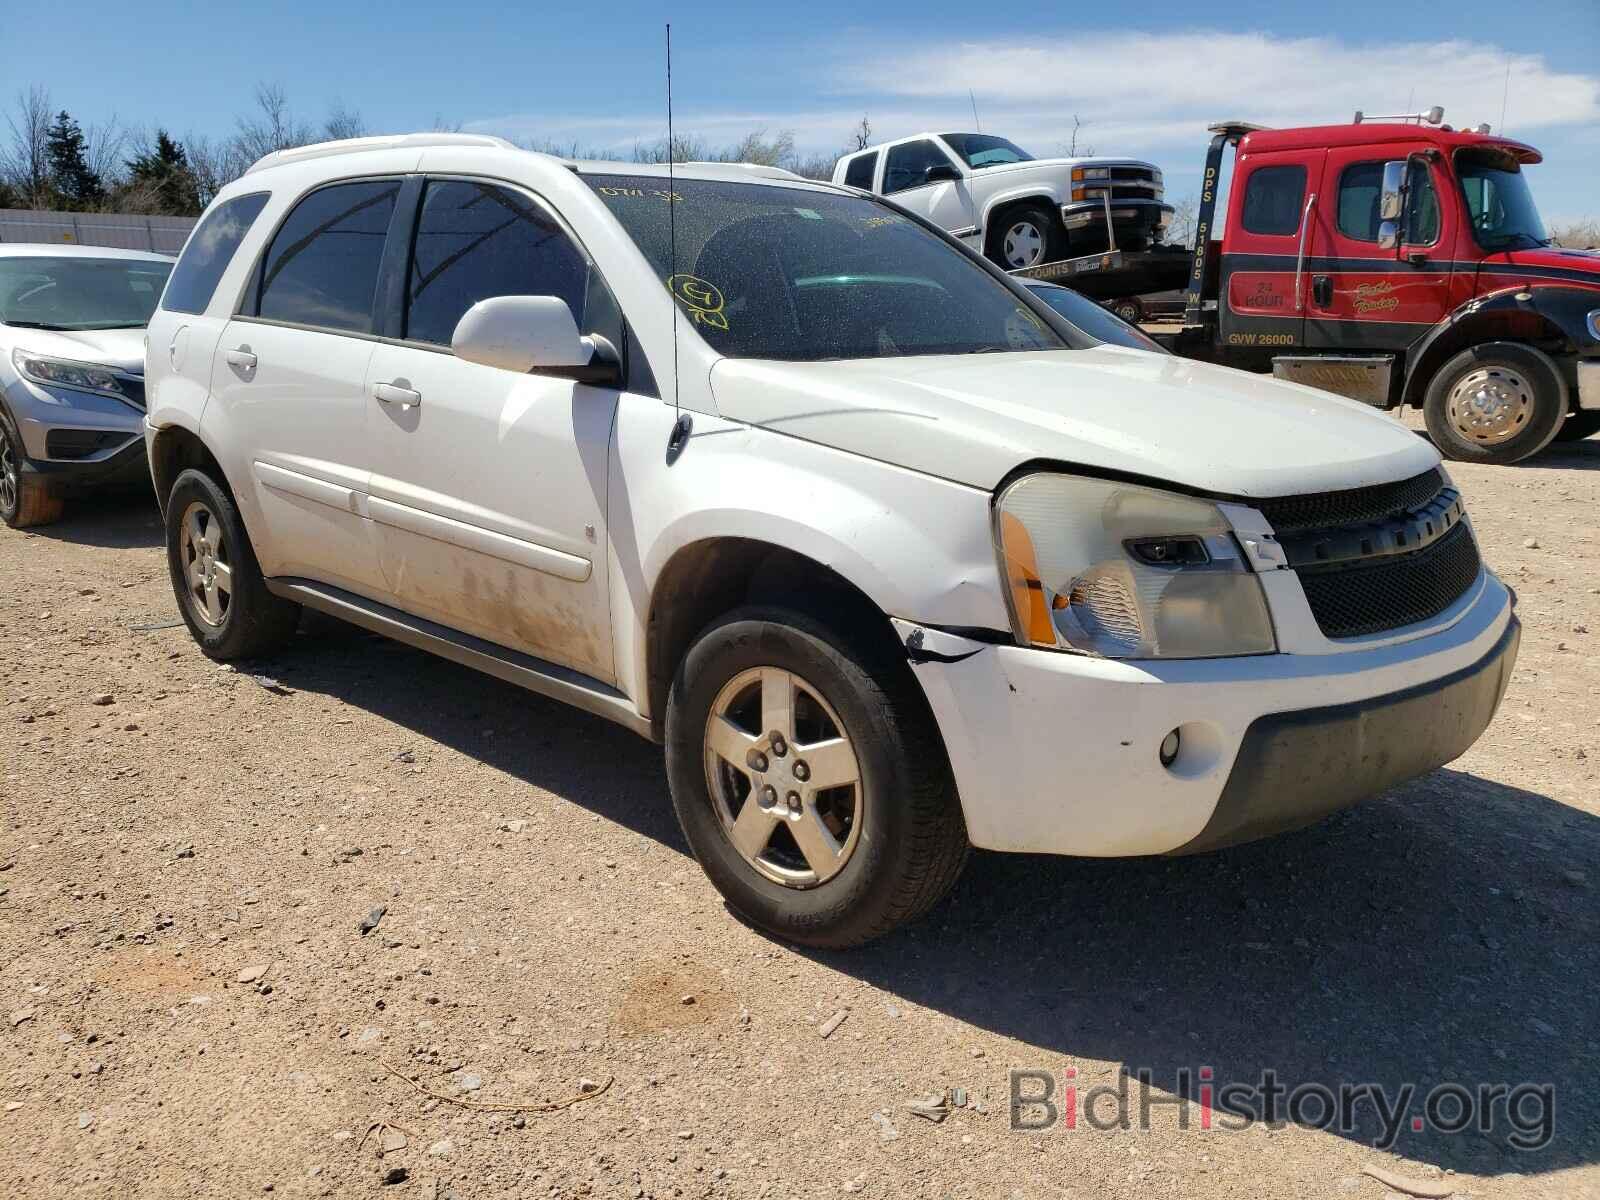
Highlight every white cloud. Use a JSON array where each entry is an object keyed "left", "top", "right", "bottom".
[{"left": 831, "top": 31, "right": 1600, "bottom": 140}]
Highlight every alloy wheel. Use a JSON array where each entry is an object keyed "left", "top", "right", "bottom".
[
  {"left": 702, "top": 666, "right": 864, "bottom": 888},
  {"left": 178, "top": 501, "right": 233, "bottom": 627},
  {"left": 0, "top": 424, "right": 16, "bottom": 517},
  {"left": 1003, "top": 220, "right": 1046, "bottom": 269},
  {"left": 1446, "top": 365, "right": 1533, "bottom": 445}
]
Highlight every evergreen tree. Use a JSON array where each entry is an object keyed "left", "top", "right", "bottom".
[
  {"left": 127, "top": 129, "right": 200, "bottom": 216},
  {"left": 45, "top": 111, "right": 104, "bottom": 208}
]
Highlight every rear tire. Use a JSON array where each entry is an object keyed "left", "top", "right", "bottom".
[
  {"left": 987, "top": 203, "right": 1063, "bottom": 271},
  {"left": 665, "top": 606, "right": 968, "bottom": 948},
  {"left": 0, "top": 413, "right": 65, "bottom": 529},
  {"left": 164, "top": 468, "right": 299, "bottom": 660},
  {"left": 1422, "top": 342, "right": 1567, "bottom": 465},
  {"left": 1110, "top": 297, "right": 1144, "bottom": 325},
  {"left": 1553, "top": 409, "right": 1600, "bottom": 442}
]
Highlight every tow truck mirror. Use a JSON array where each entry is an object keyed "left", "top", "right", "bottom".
[
  {"left": 1378, "top": 161, "right": 1406, "bottom": 221},
  {"left": 1378, "top": 220, "right": 1400, "bottom": 250}
]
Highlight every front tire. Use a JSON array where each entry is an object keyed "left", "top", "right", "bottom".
[
  {"left": 987, "top": 203, "right": 1063, "bottom": 271},
  {"left": 164, "top": 468, "right": 299, "bottom": 659},
  {"left": 0, "top": 413, "right": 64, "bottom": 529},
  {"left": 665, "top": 606, "right": 967, "bottom": 948},
  {"left": 1422, "top": 342, "right": 1567, "bottom": 465}
]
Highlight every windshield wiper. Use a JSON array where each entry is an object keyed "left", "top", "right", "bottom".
[{"left": 1, "top": 319, "right": 71, "bottom": 330}]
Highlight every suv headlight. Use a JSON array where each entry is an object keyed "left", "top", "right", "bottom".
[
  {"left": 994, "top": 473, "right": 1277, "bottom": 659},
  {"left": 11, "top": 348, "right": 137, "bottom": 406}
]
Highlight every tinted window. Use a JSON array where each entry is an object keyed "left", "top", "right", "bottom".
[
  {"left": 588, "top": 174, "right": 1081, "bottom": 361},
  {"left": 161, "top": 192, "right": 267, "bottom": 315},
  {"left": 256, "top": 180, "right": 398, "bottom": 332},
  {"left": 1337, "top": 161, "right": 1440, "bottom": 244},
  {"left": 405, "top": 179, "right": 603, "bottom": 347},
  {"left": 1, "top": 257, "right": 172, "bottom": 330},
  {"left": 940, "top": 133, "right": 1033, "bottom": 169},
  {"left": 883, "top": 140, "right": 956, "bottom": 194},
  {"left": 1457, "top": 153, "right": 1548, "bottom": 250},
  {"left": 842, "top": 152, "right": 878, "bottom": 190},
  {"left": 1403, "top": 162, "right": 1440, "bottom": 245},
  {"left": 1241, "top": 165, "right": 1306, "bottom": 236},
  {"left": 1025, "top": 284, "right": 1166, "bottom": 353}
]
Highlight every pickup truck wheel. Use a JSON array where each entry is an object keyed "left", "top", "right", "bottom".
[
  {"left": 665, "top": 606, "right": 968, "bottom": 948},
  {"left": 164, "top": 468, "right": 299, "bottom": 659},
  {"left": 1553, "top": 409, "right": 1600, "bottom": 442},
  {"left": 1110, "top": 297, "right": 1144, "bottom": 324},
  {"left": 1423, "top": 342, "right": 1567, "bottom": 465},
  {"left": 0, "top": 412, "right": 64, "bottom": 529},
  {"left": 988, "top": 204, "right": 1062, "bottom": 271}
]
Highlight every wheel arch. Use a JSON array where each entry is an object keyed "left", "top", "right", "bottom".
[
  {"left": 644, "top": 537, "right": 916, "bottom": 743},
  {"left": 981, "top": 191, "right": 1062, "bottom": 238},
  {"left": 148, "top": 422, "right": 233, "bottom": 517},
  {"left": 1402, "top": 286, "right": 1588, "bottom": 410}
]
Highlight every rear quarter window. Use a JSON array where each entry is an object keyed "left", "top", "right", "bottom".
[
  {"left": 160, "top": 192, "right": 270, "bottom": 315},
  {"left": 1240, "top": 165, "right": 1306, "bottom": 236},
  {"left": 843, "top": 152, "right": 878, "bottom": 190}
]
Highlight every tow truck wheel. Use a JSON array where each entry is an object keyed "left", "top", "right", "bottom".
[
  {"left": 987, "top": 203, "right": 1062, "bottom": 271},
  {"left": 1554, "top": 410, "right": 1600, "bottom": 443},
  {"left": 1422, "top": 342, "right": 1568, "bottom": 465}
]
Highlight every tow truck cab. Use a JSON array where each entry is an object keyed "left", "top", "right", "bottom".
[{"left": 1170, "top": 111, "right": 1600, "bottom": 464}]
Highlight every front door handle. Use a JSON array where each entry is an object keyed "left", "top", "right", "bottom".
[
  {"left": 372, "top": 381, "right": 421, "bottom": 408},
  {"left": 224, "top": 347, "right": 257, "bottom": 370},
  {"left": 1312, "top": 275, "right": 1333, "bottom": 308}
]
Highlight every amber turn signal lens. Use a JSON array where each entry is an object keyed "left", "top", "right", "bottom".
[{"left": 999, "top": 511, "right": 1056, "bottom": 645}]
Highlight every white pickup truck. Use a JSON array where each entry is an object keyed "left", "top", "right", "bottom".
[{"left": 833, "top": 132, "right": 1172, "bottom": 270}]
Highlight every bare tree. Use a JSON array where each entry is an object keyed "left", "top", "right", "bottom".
[
  {"left": 1062, "top": 114, "right": 1094, "bottom": 158},
  {"left": 1166, "top": 194, "right": 1198, "bottom": 249},
  {"left": 2, "top": 85, "right": 54, "bottom": 205},
  {"left": 1549, "top": 218, "right": 1599, "bottom": 249},
  {"left": 83, "top": 115, "right": 128, "bottom": 204},
  {"left": 182, "top": 132, "right": 246, "bottom": 207},
  {"left": 851, "top": 115, "right": 873, "bottom": 151},
  {"left": 233, "top": 82, "right": 313, "bottom": 163},
  {"left": 322, "top": 102, "right": 366, "bottom": 142}
]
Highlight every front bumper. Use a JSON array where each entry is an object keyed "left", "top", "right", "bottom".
[
  {"left": 19, "top": 434, "right": 150, "bottom": 492},
  {"left": 895, "top": 568, "right": 1516, "bottom": 857},
  {"left": 1061, "top": 198, "right": 1173, "bottom": 237}
]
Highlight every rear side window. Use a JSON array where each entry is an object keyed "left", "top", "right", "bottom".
[
  {"left": 160, "top": 192, "right": 268, "bottom": 315},
  {"left": 1240, "top": 165, "right": 1306, "bottom": 236},
  {"left": 883, "top": 140, "right": 954, "bottom": 194},
  {"left": 404, "top": 179, "right": 607, "bottom": 347},
  {"left": 843, "top": 152, "right": 878, "bottom": 190},
  {"left": 254, "top": 180, "right": 399, "bottom": 333}
]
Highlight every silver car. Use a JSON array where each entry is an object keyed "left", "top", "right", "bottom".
[{"left": 0, "top": 244, "right": 174, "bottom": 527}]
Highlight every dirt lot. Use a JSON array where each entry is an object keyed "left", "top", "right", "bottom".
[{"left": 2, "top": 428, "right": 1597, "bottom": 1200}]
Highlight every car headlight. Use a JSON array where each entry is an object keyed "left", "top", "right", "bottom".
[
  {"left": 11, "top": 348, "right": 137, "bottom": 406},
  {"left": 994, "top": 474, "right": 1277, "bottom": 659},
  {"left": 1071, "top": 167, "right": 1110, "bottom": 182}
]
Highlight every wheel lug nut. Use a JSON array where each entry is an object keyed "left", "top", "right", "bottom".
[
  {"left": 760, "top": 785, "right": 778, "bottom": 808},
  {"left": 746, "top": 750, "right": 768, "bottom": 773},
  {"left": 792, "top": 760, "right": 809, "bottom": 782},
  {"left": 770, "top": 735, "right": 787, "bottom": 757},
  {"left": 786, "top": 792, "right": 801, "bottom": 813}
]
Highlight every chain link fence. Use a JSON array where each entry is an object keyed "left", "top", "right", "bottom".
[{"left": 0, "top": 209, "right": 196, "bottom": 255}]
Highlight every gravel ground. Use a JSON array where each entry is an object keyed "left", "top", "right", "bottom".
[{"left": 2, "top": 427, "right": 1597, "bottom": 1199}]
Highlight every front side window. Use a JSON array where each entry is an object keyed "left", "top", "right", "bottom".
[
  {"left": 161, "top": 192, "right": 267, "bottom": 315},
  {"left": 1337, "top": 160, "right": 1439, "bottom": 244},
  {"left": 404, "top": 179, "right": 609, "bottom": 347},
  {"left": 1456, "top": 152, "right": 1549, "bottom": 250},
  {"left": 254, "top": 180, "right": 398, "bottom": 332},
  {"left": 882, "top": 140, "right": 957, "bottom": 194},
  {"left": 842, "top": 152, "right": 878, "bottom": 190},
  {"left": 587, "top": 174, "right": 1081, "bottom": 362},
  {"left": 1, "top": 256, "right": 173, "bottom": 330},
  {"left": 1240, "top": 165, "right": 1306, "bottom": 236},
  {"left": 940, "top": 133, "right": 1034, "bottom": 169}
]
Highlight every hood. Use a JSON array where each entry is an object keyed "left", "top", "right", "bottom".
[
  {"left": 1479, "top": 246, "right": 1600, "bottom": 281},
  {"left": 708, "top": 348, "right": 1440, "bottom": 498},
  {"left": 7, "top": 326, "right": 146, "bottom": 374},
  {"left": 969, "top": 155, "right": 1151, "bottom": 182}
]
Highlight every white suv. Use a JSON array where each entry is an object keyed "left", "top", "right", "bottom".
[
  {"left": 144, "top": 133, "right": 1518, "bottom": 947},
  {"left": 832, "top": 132, "right": 1171, "bottom": 269}
]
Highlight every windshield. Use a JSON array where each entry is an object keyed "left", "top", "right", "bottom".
[
  {"left": 0, "top": 256, "right": 172, "bottom": 330},
  {"left": 1025, "top": 285, "right": 1167, "bottom": 353},
  {"left": 940, "top": 133, "right": 1034, "bottom": 169},
  {"left": 588, "top": 175, "right": 1080, "bottom": 361},
  {"left": 1456, "top": 152, "right": 1549, "bottom": 250}
]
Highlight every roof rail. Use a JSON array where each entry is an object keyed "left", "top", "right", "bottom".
[{"left": 244, "top": 132, "right": 518, "bottom": 175}]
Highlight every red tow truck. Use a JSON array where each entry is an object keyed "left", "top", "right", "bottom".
[{"left": 1019, "top": 108, "right": 1600, "bottom": 464}]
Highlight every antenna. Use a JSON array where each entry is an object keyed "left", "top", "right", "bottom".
[
  {"left": 969, "top": 90, "right": 982, "bottom": 133},
  {"left": 1500, "top": 62, "right": 1511, "bottom": 135},
  {"left": 665, "top": 23, "right": 691, "bottom": 459}
]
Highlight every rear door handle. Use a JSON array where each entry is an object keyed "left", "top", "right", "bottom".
[
  {"left": 372, "top": 381, "right": 421, "bottom": 408},
  {"left": 224, "top": 347, "right": 257, "bottom": 370}
]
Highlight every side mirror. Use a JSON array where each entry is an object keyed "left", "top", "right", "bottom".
[
  {"left": 1377, "top": 220, "right": 1400, "bottom": 250},
  {"left": 924, "top": 162, "right": 961, "bottom": 184},
  {"left": 1378, "top": 160, "right": 1406, "bottom": 221},
  {"left": 450, "top": 295, "right": 620, "bottom": 386}
]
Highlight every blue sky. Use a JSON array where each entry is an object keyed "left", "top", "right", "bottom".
[{"left": 12, "top": 1, "right": 1599, "bottom": 223}]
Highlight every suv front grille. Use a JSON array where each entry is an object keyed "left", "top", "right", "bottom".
[
  {"left": 1294, "top": 521, "right": 1481, "bottom": 638},
  {"left": 1257, "top": 468, "right": 1445, "bottom": 534}
]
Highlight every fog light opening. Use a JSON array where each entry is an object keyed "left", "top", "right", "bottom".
[{"left": 1159, "top": 728, "right": 1181, "bottom": 769}]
